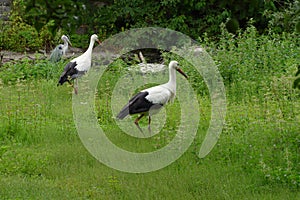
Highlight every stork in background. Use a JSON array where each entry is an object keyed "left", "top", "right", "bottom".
[
  {"left": 57, "top": 34, "right": 100, "bottom": 94},
  {"left": 49, "top": 35, "right": 72, "bottom": 62},
  {"left": 117, "top": 60, "right": 188, "bottom": 133}
]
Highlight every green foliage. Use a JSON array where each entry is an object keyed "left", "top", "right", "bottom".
[
  {"left": 91, "top": 0, "right": 296, "bottom": 39},
  {"left": 0, "top": 16, "right": 42, "bottom": 52},
  {"left": 0, "top": 25, "right": 299, "bottom": 198},
  {"left": 0, "top": 1, "right": 57, "bottom": 52},
  {"left": 0, "top": 0, "right": 90, "bottom": 51},
  {"left": 22, "top": 0, "right": 87, "bottom": 33},
  {"left": 218, "top": 95, "right": 300, "bottom": 187},
  {"left": 203, "top": 25, "right": 300, "bottom": 101},
  {"left": 293, "top": 65, "right": 300, "bottom": 89},
  {"left": 39, "top": 20, "right": 57, "bottom": 52},
  {"left": 0, "top": 145, "right": 48, "bottom": 177},
  {"left": 69, "top": 34, "right": 90, "bottom": 49},
  {"left": 0, "top": 58, "right": 64, "bottom": 84},
  {"left": 1, "top": 0, "right": 300, "bottom": 52},
  {"left": 264, "top": 0, "right": 300, "bottom": 33},
  {"left": 92, "top": 0, "right": 229, "bottom": 38}
]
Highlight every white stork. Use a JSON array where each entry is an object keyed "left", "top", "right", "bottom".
[
  {"left": 49, "top": 35, "right": 72, "bottom": 62},
  {"left": 117, "top": 60, "right": 188, "bottom": 133},
  {"left": 57, "top": 34, "right": 100, "bottom": 94}
]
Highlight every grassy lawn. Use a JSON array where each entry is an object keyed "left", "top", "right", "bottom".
[
  {"left": 0, "top": 76, "right": 299, "bottom": 199},
  {"left": 0, "top": 28, "right": 299, "bottom": 199}
]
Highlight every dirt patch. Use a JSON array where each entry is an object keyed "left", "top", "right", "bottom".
[{"left": 0, "top": 47, "right": 84, "bottom": 65}]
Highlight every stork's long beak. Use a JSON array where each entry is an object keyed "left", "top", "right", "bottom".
[
  {"left": 97, "top": 39, "right": 101, "bottom": 45},
  {"left": 176, "top": 68, "right": 188, "bottom": 79},
  {"left": 66, "top": 37, "right": 72, "bottom": 46}
]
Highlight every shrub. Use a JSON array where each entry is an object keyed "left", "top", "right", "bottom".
[
  {"left": 0, "top": 16, "right": 42, "bottom": 52},
  {"left": 264, "top": 0, "right": 300, "bottom": 33},
  {"left": 293, "top": 65, "right": 300, "bottom": 89},
  {"left": 0, "top": 58, "right": 64, "bottom": 85}
]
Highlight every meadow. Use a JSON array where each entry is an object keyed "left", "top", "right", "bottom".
[{"left": 0, "top": 27, "right": 299, "bottom": 199}]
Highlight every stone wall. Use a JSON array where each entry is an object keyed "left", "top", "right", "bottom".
[{"left": 0, "top": 0, "right": 12, "bottom": 21}]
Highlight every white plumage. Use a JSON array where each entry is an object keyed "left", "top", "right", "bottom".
[
  {"left": 142, "top": 85, "right": 174, "bottom": 105},
  {"left": 70, "top": 34, "right": 100, "bottom": 71},
  {"left": 117, "top": 60, "right": 188, "bottom": 132},
  {"left": 57, "top": 34, "right": 100, "bottom": 94}
]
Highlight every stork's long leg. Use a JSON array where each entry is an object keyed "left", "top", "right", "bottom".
[
  {"left": 134, "top": 114, "right": 145, "bottom": 133},
  {"left": 67, "top": 79, "right": 78, "bottom": 95},
  {"left": 148, "top": 116, "right": 151, "bottom": 133},
  {"left": 74, "top": 78, "right": 78, "bottom": 95},
  {"left": 67, "top": 80, "right": 73, "bottom": 86}
]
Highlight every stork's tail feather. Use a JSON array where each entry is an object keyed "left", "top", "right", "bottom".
[
  {"left": 116, "top": 105, "right": 129, "bottom": 119},
  {"left": 57, "top": 75, "right": 68, "bottom": 86}
]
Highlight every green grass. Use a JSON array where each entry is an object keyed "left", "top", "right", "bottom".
[
  {"left": 0, "top": 28, "right": 300, "bottom": 199},
  {"left": 0, "top": 76, "right": 299, "bottom": 199}
]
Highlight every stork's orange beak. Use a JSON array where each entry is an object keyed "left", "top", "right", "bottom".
[
  {"left": 176, "top": 68, "right": 188, "bottom": 79},
  {"left": 97, "top": 39, "right": 101, "bottom": 45}
]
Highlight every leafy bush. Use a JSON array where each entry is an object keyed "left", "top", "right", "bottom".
[
  {"left": 204, "top": 24, "right": 300, "bottom": 101},
  {"left": 293, "top": 65, "right": 300, "bottom": 89},
  {"left": 0, "top": 16, "right": 42, "bottom": 52},
  {"left": 0, "top": 58, "right": 64, "bottom": 84},
  {"left": 22, "top": 0, "right": 87, "bottom": 33},
  {"left": 1, "top": 0, "right": 300, "bottom": 52},
  {"left": 264, "top": 0, "right": 300, "bottom": 33},
  {"left": 0, "top": 0, "right": 56, "bottom": 52}
]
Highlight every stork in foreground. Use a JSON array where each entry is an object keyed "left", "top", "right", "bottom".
[
  {"left": 49, "top": 35, "right": 72, "bottom": 62},
  {"left": 57, "top": 34, "right": 100, "bottom": 94},
  {"left": 117, "top": 61, "right": 188, "bottom": 133}
]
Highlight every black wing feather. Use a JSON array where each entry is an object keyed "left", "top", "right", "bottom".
[
  {"left": 116, "top": 91, "right": 154, "bottom": 119},
  {"left": 57, "top": 62, "right": 78, "bottom": 86}
]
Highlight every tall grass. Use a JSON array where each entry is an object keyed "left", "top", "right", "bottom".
[{"left": 0, "top": 26, "right": 299, "bottom": 199}]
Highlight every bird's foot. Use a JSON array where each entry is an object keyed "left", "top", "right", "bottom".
[
  {"left": 135, "top": 124, "right": 144, "bottom": 135},
  {"left": 134, "top": 122, "right": 145, "bottom": 136}
]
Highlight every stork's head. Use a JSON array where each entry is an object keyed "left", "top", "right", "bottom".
[
  {"left": 169, "top": 60, "right": 188, "bottom": 79},
  {"left": 91, "top": 34, "right": 101, "bottom": 44},
  {"left": 61, "top": 35, "right": 72, "bottom": 46}
]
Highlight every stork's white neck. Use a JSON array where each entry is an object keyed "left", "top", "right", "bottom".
[
  {"left": 166, "top": 66, "right": 177, "bottom": 92},
  {"left": 86, "top": 38, "right": 96, "bottom": 54}
]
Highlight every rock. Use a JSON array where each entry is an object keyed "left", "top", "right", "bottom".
[{"left": 0, "top": 0, "right": 12, "bottom": 21}]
